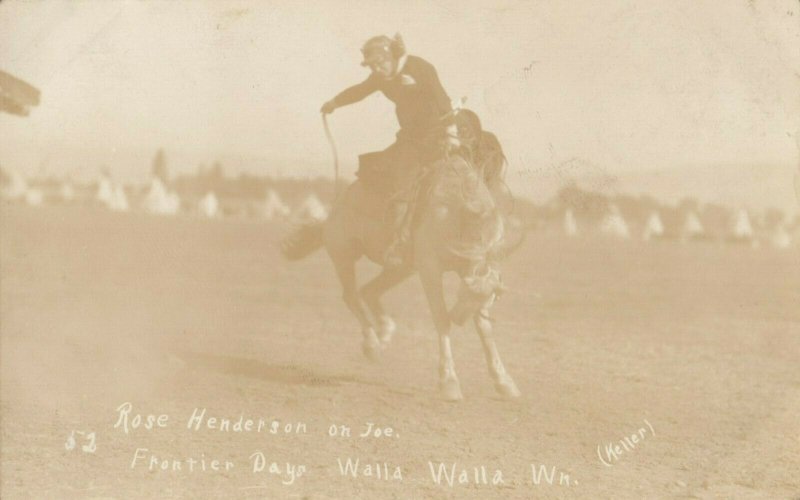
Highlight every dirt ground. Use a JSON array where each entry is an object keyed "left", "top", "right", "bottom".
[{"left": 1, "top": 204, "right": 799, "bottom": 499}]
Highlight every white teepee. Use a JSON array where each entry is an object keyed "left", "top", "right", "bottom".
[
  {"left": 563, "top": 208, "right": 578, "bottom": 237},
  {"left": 2, "top": 170, "right": 28, "bottom": 200},
  {"left": 143, "top": 178, "right": 179, "bottom": 215},
  {"left": 295, "top": 193, "right": 328, "bottom": 221},
  {"left": 600, "top": 205, "right": 630, "bottom": 238},
  {"left": 771, "top": 225, "right": 791, "bottom": 249},
  {"left": 198, "top": 191, "right": 220, "bottom": 218},
  {"left": 24, "top": 188, "right": 44, "bottom": 206},
  {"left": 642, "top": 211, "right": 665, "bottom": 241},
  {"left": 96, "top": 176, "right": 114, "bottom": 206},
  {"left": 731, "top": 209, "right": 754, "bottom": 240},
  {"left": 682, "top": 211, "right": 705, "bottom": 239},
  {"left": 108, "top": 185, "right": 130, "bottom": 212},
  {"left": 59, "top": 182, "right": 75, "bottom": 202},
  {"left": 261, "top": 189, "right": 291, "bottom": 220}
]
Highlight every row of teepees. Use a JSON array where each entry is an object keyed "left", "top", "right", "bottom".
[
  {"left": 1, "top": 170, "right": 46, "bottom": 206},
  {"left": 563, "top": 205, "right": 794, "bottom": 249},
  {"left": 97, "top": 178, "right": 328, "bottom": 220},
  {"left": 189, "top": 187, "right": 327, "bottom": 220},
  {"left": 2, "top": 171, "right": 329, "bottom": 222},
  {"left": 3, "top": 170, "right": 794, "bottom": 246}
]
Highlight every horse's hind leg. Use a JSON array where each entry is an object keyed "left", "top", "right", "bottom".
[
  {"left": 331, "top": 254, "right": 381, "bottom": 360},
  {"left": 473, "top": 297, "right": 520, "bottom": 398},
  {"left": 360, "top": 265, "right": 413, "bottom": 345}
]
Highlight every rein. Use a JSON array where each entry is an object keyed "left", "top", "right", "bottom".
[
  {"left": 322, "top": 113, "right": 340, "bottom": 202},
  {"left": 320, "top": 98, "right": 469, "bottom": 207}
]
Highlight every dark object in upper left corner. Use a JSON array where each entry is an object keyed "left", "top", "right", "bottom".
[{"left": 0, "top": 70, "right": 41, "bottom": 117}]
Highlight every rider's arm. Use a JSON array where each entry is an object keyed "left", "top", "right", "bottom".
[
  {"left": 412, "top": 57, "right": 458, "bottom": 143},
  {"left": 332, "top": 76, "right": 379, "bottom": 108},
  {"left": 414, "top": 58, "right": 454, "bottom": 127}
]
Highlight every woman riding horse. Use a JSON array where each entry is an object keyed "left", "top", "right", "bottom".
[
  {"left": 289, "top": 36, "right": 522, "bottom": 400},
  {"left": 320, "top": 33, "right": 460, "bottom": 266}
]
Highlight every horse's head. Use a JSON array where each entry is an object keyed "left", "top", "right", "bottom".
[
  {"left": 454, "top": 109, "right": 507, "bottom": 183},
  {"left": 455, "top": 108, "right": 483, "bottom": 155}
]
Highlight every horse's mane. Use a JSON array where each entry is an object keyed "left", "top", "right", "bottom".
[
  {"left": 450, "top": 111, "right": 520, "bottom": 261},
  {"left": 476, "top": 131, "right": 507, "bottom": 184}
]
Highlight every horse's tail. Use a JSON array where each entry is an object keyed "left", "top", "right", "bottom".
[{"left": 281, "top": 221, "right": 325, "bottom": 261}]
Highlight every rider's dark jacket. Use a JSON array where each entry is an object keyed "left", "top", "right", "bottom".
[{"left": 333, "top": 55, "right": 454, "bottom": 142}]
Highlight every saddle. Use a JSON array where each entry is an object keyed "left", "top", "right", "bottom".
[
  {"left": 356, "top": 109, "right": 510, "bottom": 260},
  {"left": 356, "top": 150, "right": 396, "bottom": 195}
]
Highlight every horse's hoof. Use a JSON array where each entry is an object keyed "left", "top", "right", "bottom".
[
  {"left": 362, "top": 340, "right": 381, "bottom": 361},
  {"left": 440, "top": 379, "right": 464, "bottom": 402},
  {"left": 495, "top": 377, "right": 521, "bottom": 398},
  {"left": 362, "top": 328, "right": 382, "bottom": 361},
  {"left": 378, "top": 316, "right": 396, "bottom": 345}
]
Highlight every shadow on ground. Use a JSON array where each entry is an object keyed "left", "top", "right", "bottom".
[{"left": 175, "top": 351, "right": 377, "bottom": 388}]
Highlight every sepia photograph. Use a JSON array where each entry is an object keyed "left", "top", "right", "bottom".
[{"left": 1, "top": 1, "right": 799, "bottom": 498}]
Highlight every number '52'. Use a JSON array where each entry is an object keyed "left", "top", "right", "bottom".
[{"left": 65, "top": 431, "right": 96, "bottom": 453}]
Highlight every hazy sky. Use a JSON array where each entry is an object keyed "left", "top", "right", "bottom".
[{"left": 1, "top": 0, "right": 798, "bottom": 204}]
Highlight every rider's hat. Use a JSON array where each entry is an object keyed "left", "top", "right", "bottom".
[{"left": 361, "top": 33, "right": 405, "bottom": 66}]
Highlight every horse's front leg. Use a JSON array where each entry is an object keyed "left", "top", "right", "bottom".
[
  {"left": 360, "top": 265, "right": 413, "bottom": 345},
  {"left": 418, "top": 264, "right": 463, "bottom": 401},
  {"left": 473, "top": 297, "right": 520, "bottom": 398}
]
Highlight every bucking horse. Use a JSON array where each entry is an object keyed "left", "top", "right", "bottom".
[{"left": 281, "top": 110, "right": 524, "bottom": 401}]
